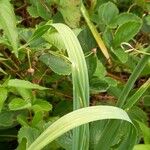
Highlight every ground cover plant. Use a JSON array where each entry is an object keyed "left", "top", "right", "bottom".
[{"left": 0, "top": 0, "right": 150, "bottom": 150}]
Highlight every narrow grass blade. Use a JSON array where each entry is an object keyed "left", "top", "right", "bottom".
[
  {"left": 124, "top": 78, "right": 150, "bottom": 109},
  {"left": 95, "top": 47, "right": 149, "bottom": 150},
  {"left": 117, "top": 47, "right": 150, "bottom": 107},
  {"left": 27, "top": 106, "right": 132, "bottom": 150}
]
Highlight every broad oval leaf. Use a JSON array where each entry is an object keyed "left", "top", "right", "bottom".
[
  {"left": 27, "top": 0, "right": 51, "bottom": 20},
  {"left": 116, "top": 13, "right": 142, "bottom": 26},
  {"left": 98, "top": 2, "right": 119, "bottom": 26},
  {"left": 113, "top": 21, "right": 142, "bottom": 47},
  {"left": 40, "top": 53, "right": 71, "bottom": 75},
  {"left": 0, "top": 111, "right": 24, "bottom": 129},
  {"left": 27, "top": 105, "right": 132, "bottom": 150},
  {"left": 57, "top": 0, "right": 81, "bottom": 28},
  {"left": 9, "top": 98, "right": 31, "bottom": 111},
  {"left": 32, "top": 99, "right": 52, "bottom": 112}
]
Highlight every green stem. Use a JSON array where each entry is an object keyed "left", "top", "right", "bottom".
[{"left": 80, "top": 3, "right": 111, "bottom": 64}]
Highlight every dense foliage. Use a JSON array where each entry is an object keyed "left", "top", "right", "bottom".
[{"left": 0, "top": 0, "right": 150, "bottom": 150}]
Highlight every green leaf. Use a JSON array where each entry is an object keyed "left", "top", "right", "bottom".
[
  {"left": 56, "top": 131, "right": 72, "bottom": 150},
  {"left": 50, "top": 23, "right": 90, "bottom": 149},
  {"left": 124, "top": 78, "right": 150, "bottom": 109},
  {"left": 86, "top": 54, "right": 97, "bottom": 78},
  {"left": 95, "top": 120, "right": 136, "bottom": 150},
  {"left": 90, "top": 77, "right": 109, "bottom": 93},
  {"left": 133, "top": 144, "right": 150, "bottom": 150},
  {"left": 27, "top": 5, "right": 39, "bottom": 18},
  {"left": 16, "top": 88, "right": 33, "bottom": 103},
  {"left": 32, "top": 99, "right": 52, "bottom": 112},
  {"left": 116, "top": 123, "right": 137, "bottom": 150},
  {"left": 113, "top": 21, "right": 142, "bottom": 47},
  {"left": 7, "top": 79, "right": 47, "bottom": 90},
  {"left": 39, "top": 53, "right": 71, "bottom": 75},
  {"left": 134, "top": 0, "right": 146, "bottom": 8},
  {"left": 43, "top": 30, "right": 66, "bottom": 50},
  {"left": 90, "top": 120, "right": 107, "bottom": 150},
  {"left": 93, "top": 60, "right": 107, "bottom": 78},
  {"left": 36, "top": 0, "right": 51, "bottom": 20},
  {"left": 0, "top": 0, "right": 18, "bottom": 56},
  {"left": 116, "top": 13, "right": 142, "bottom": 26},
  {"left": 57, "top": 0, "right": 81, "bottom": 28},
  {"left": 137, "top": 121, "right": 150, "bottom": 144},
  {"left": 27, "top": 25, "right": 50, "bottom": 44},
  {"left": 9, "top": 98, "right": 31, "bottom": 111},
  {"left": 0, "top": 88, "right": 8, "bottom": 112},
  {"left": 17, "top": 138, "right": 27, "bottom": 150},
  {"left": 77, "top": 28, "right": 97, "bottom": 53},
  {"left": 128, "top": 106, "right": 148, "bottom": 124},
  {"left": 97, "top": 47, "right": 150, "bottom": 150},
  {"left": 0, "top": 111, "right": 17, "bottom": 128},
  {"left": 143, "top": 95, "right": 150, "bottom": 106},
  {"left": 18, "top": 127, "right": 40, "bottom": 148},
  {"left": 17, "top": 114, "right": 29, "bottom": 127},
  {"left": 111, "top": 47, "right": 128, "bottom": 63},
  {"left": 27, "top": 0, "right": 51, "bottom": 20},
  {"left": 117, "top": 47, "right": 150, "bottom": 107},
  {"left": 31, "top": 111, "right": 43, "bottom": 127},
  {"left": 145, "top": 15, "right": 150, "bottom": 26},
  {"left": 27, "top": 105, "right": 133, "bottom": 150},
  {"left": 104, "top": 77, "right": 118, "bottom": 87},
  {"left": 98, "top": 2, "right": 119, "bottom": 27},
  {"left": 102, "top": 28, "right": 113, "bottom": 48}
]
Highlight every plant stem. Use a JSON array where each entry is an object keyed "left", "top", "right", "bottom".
[
  {"left": 1, "top": 62, "right": 23, "bottom": 79},
  {"left": 26, "top": 47, "right": 32, "bottom": 69},
  {"left": 80, "top": 3, "right": 111, "bottom": 64}
]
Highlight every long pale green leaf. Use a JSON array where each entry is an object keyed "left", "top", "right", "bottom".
[
  {"left": 0, "top": 0, "right": 18, "bottom": 56},
  {"left": 27, "top": 106, "right": 132, "bottom": 150},
  {"left": 51, "top": 23, "right": 90, "bottom": 150},
  {"left": 80, "top": 3, "right": 110, "bottom": 62}
]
